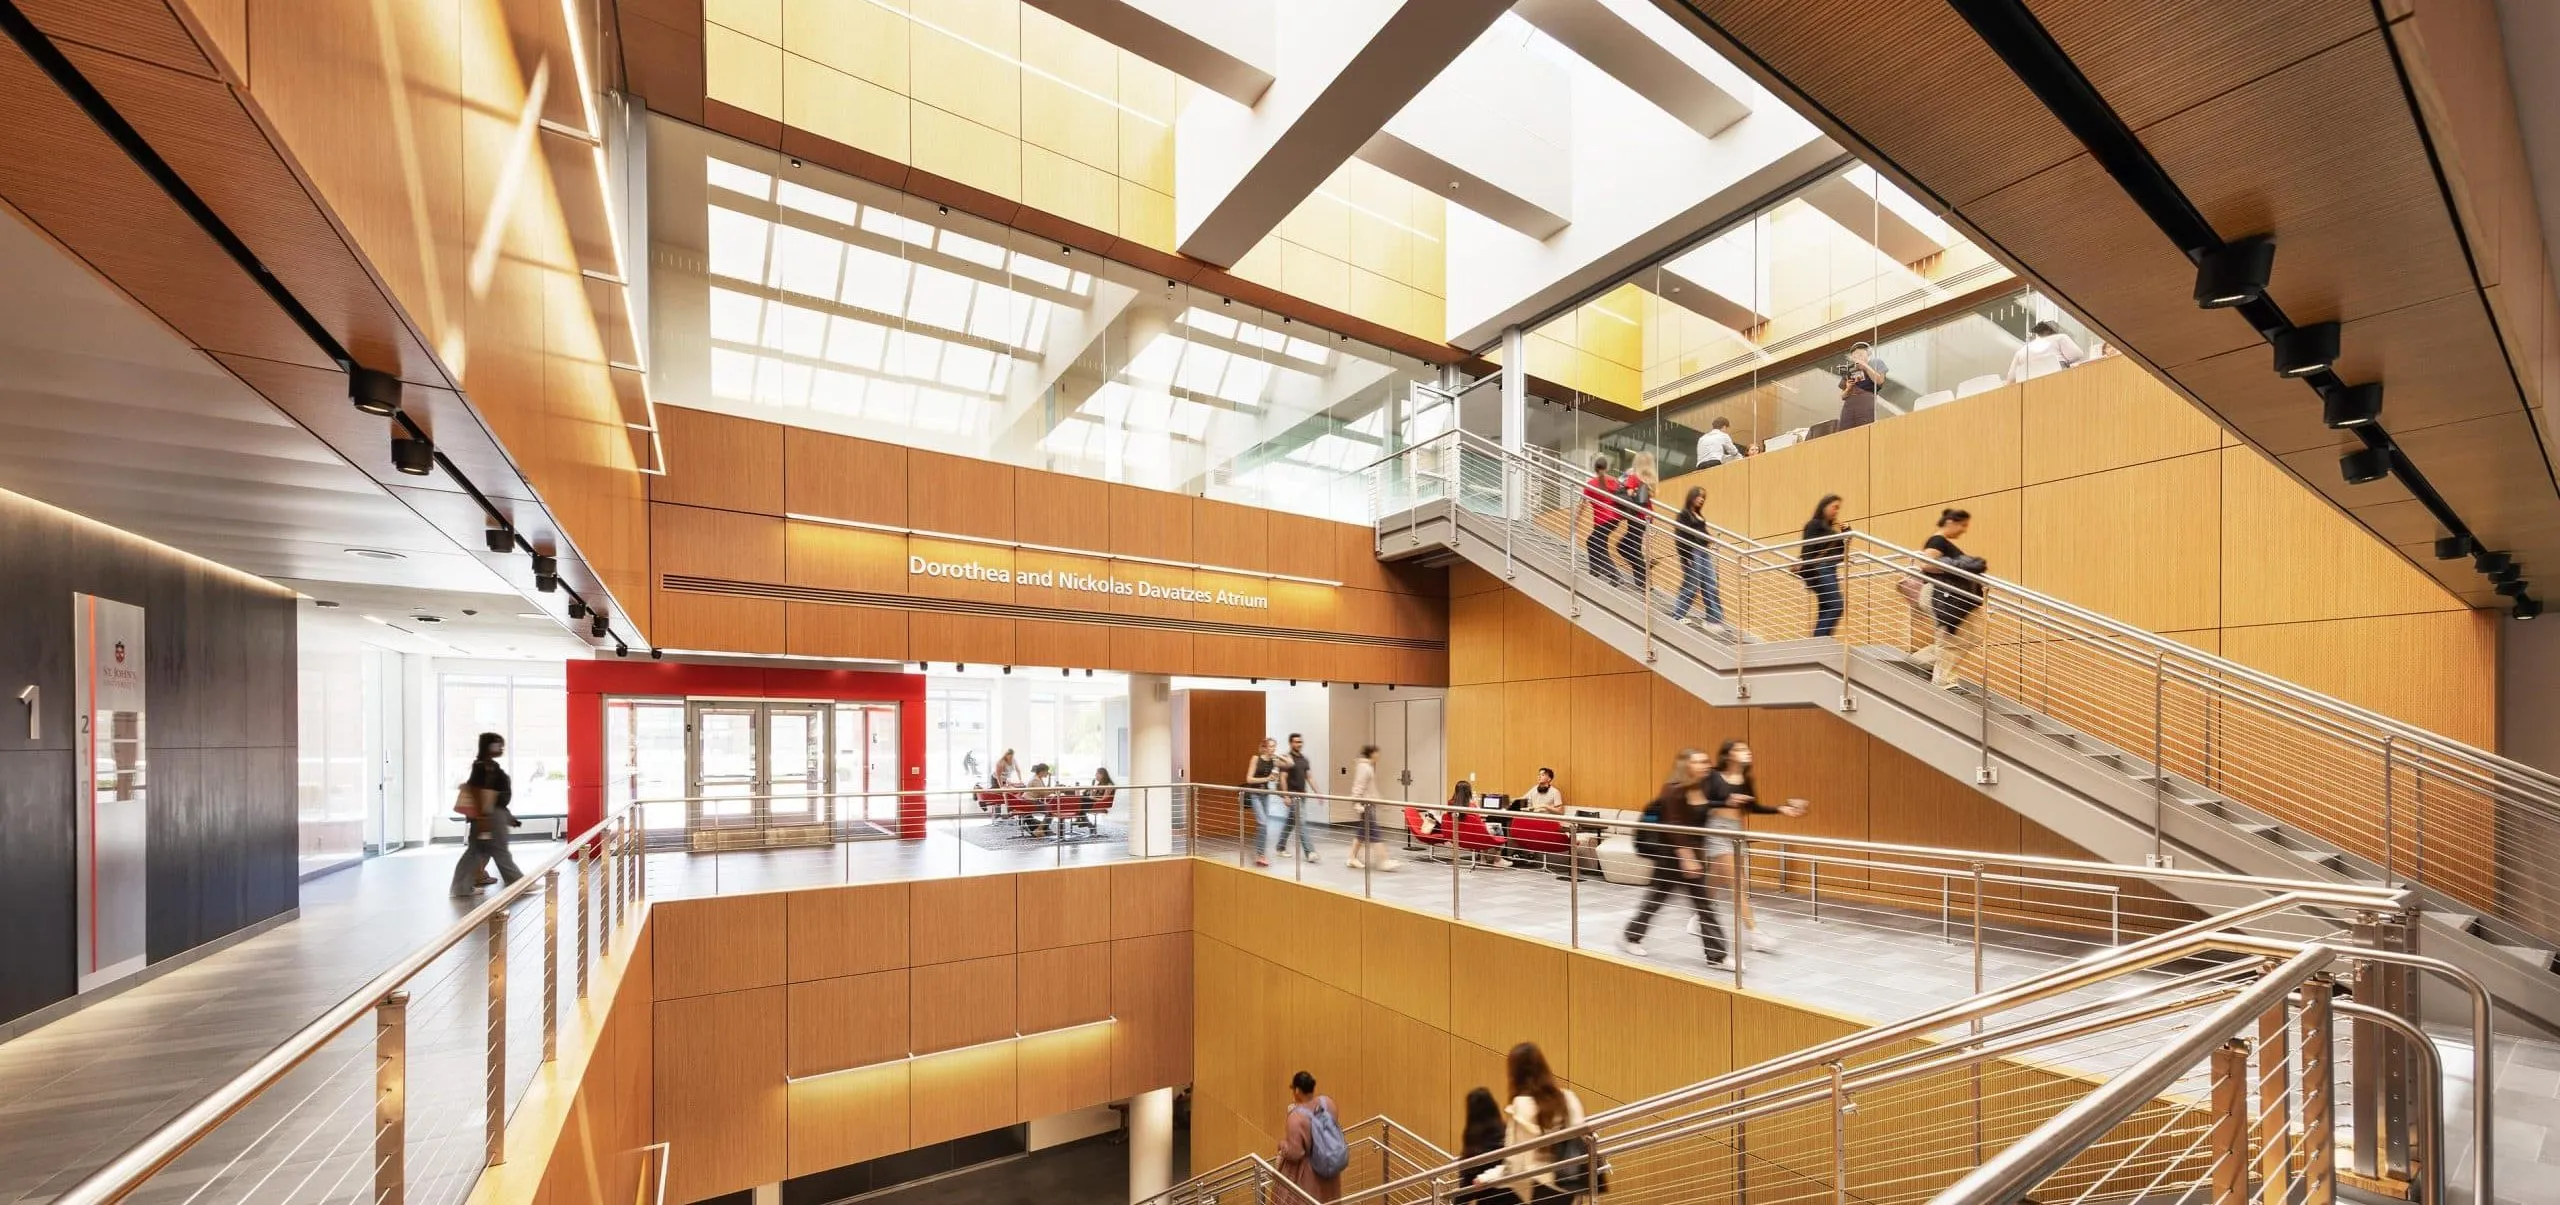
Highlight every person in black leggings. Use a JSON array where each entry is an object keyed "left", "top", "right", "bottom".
[{"left": 1620, "top": 747, "right": 1726, "bottom": 967}]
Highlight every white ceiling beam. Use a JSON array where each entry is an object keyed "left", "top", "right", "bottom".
[
  {"left": 1796, "top": 173, "right": 1947, "bottom": 265},
  {"left": 1513, "top": 0, "right": 1748, "bottom": 139},
  {"left": 1355, "top": 132, "right": 1568, "bottom": 241},
  {"left": 1356, "top": 25, "right": 1574, "bottom": 240},
  {"left": 1017, "top": 0, "right": 1277, "bottom": 106},
  {"left": 1174, "top": 0, "right": 1515, "bottom": 266},
  {"left": 1652, "top": 265, "right": 1763, "bottom": 331}
]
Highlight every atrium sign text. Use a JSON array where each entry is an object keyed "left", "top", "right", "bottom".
[{"left": 910, "top": 555, "right": 1273, "bottom": 610}]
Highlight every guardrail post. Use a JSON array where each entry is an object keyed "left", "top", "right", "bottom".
[
  {"left": 2349, "top": 917, "right": 2419, "bottom": 1183},
  {"left": 376, "top": 989, "right": 408, "bottom": 1205},
  {"left": 2303, "top": 985, "right": 2338, "bottom": 1205},
  {"left": 486, "top": 908, "right": 508, "bottom": 1166},
  {"left": 2257, "top": 1002, "right": 2294, "bottom": 1205},
  {"left": 543, "top": 867, "right": 559, "bottom": 1064},
  {"left": 2380, "top": 737, "right": 2396, "bottom": 886},
  {"left": 1730, "top": 843, "right": 1747, "bottom": 989},
  {"left": 2151, "top": 650, "right": 2166, "bottom": 865},
  {"left": 576, "top": 847, "right": 591, "bottom": 1001},
  {"left": 1829, "top": 1061, "right": 1850, "bottom": 1205},
  {"left": 2211, "top": 1040, "right": 2250, "bottom": 1205},
  {"left": 600, "top": 820, "right": 617, "bottom": 950},
  {"left": 1567, "top": 832, "right": 1580, "bottom": 950}
]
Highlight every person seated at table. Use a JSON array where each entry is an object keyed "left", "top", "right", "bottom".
[
  {"left": 1023, "top": 762, "right": 1059, "bottom": 836},
  {"left": 1077, "top": 768, "right": 1116, "bottom": 833},
  {"left": 1520, "top": 768, "right": 1566, "bottom": 813}
]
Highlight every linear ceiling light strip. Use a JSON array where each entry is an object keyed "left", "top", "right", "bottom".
[
  {"left": 1940, "top": 0, "right": 2526, "bottom": 612},
  {"left": 785, "top": 512, "right": 1348, "bottom": 587},
  {"left": 0, "top": 3, "right": 643, "bottom": 645},
  {"left": 656, "top": 575, "right": 1445, "bottom": 650}
]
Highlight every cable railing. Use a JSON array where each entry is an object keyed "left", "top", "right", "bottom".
[
  {"left": 1148, "top": 909, "right": 2490, "bottom": 1205},
  {"left": 1371, "top": 426, "right": 2560, "bottom": 959}
]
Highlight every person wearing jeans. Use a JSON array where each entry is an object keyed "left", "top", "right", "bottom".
[
  {"left": 1246, "top": 737, "right": 1282, "bottom": 867},
  {"left": 1667, "top": 485, "right": 1725, "bottom": 632},
  {"left": 1580, "top": 456, "right": 1624, "bottom": 585},
  {"left": 1799, "top": 493, "right": 1848, "bottom": 638},
  {"left": 1275, "top": 732, "right": 1319, "bottom": 861}
]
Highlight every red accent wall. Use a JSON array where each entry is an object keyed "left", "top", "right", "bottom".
[{"left": 566, "top": 661, "right": 929, "bottom": 838}]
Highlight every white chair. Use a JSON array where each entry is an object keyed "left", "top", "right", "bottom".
[
  {"left": 1763, "top": 427, "right": 1811, "bottom": 451},
  {"left": 1953, "top": 375, "right": 2006, "bottom": 398},
  {"left": 1913, "top": 389, "right": 1956, "bottom": 411}
]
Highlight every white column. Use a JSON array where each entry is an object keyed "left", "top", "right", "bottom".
[
  {"left": 1499, "top": 324, "right": 1526, "bottom": 453},
  {"left": 1128, "top": 674, "right": 1174, "bottom": 857},
  {"left": 1129, "top": 1086, "right": 1177, "bottom": 1202}
]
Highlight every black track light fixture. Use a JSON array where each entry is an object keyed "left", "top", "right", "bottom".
[
  {"left": 484, "top": 526, "right": 514, "bottom": 554},
  {"left": 350, "top": 366, "right": 403, "bottom": 416},
  {"left": 2435, "top": 534, "right": 2475, "bottom": 561},
  {"left": 568, "top": 601, "right": 589, "bottom": 620},
  {"left": 2497, "top": 579, "right": 2530, "bottom": 597},
  {"left": 590, "top": 614, "right": 609, "bottom": 638},
  {"left": 391, "top": 431, "right": 435, "bottom": 476},
  {"left": 1002, "top": 665, "right": 1012, "bottom": 674},
  {"left": 2475, "top": 550, "right": 2513, "bottom": 576},
  {"left": 531, "top": 553, "right": 558, "bottom": 593},
  {"left": 2492, "top": 562, "right": 2523, "bottom": 586},
  {"left": 2193, "top": 236, "right": 2274, "bottom": 309},
  {"left": 2338, "top": 445, "right": 2391, "bottom": 486},
  {"left": 2516, "top": 596, "right": 2544, "bottom": 620},
  {"left": 2272, "top": 322, "right": 2339, "bottom": 379},
  {"left": 955, "top": 663, "right": 966, "bottom": 672},
  {"left": 614, "top": 643, "right": 629, "bottom": 657},
  {"left": 2321, "top": 382, "right": 2383, "bottom": 430},
  {"left": 652, "top": 648, "right": 664, "bottom": 661}
]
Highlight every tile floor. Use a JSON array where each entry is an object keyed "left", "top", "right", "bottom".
[{"left": 0, "top": 811, "right": 2551, "bottom": 1205}]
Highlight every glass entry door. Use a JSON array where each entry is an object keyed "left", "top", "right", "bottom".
[
  {"left": 764, "top": 703, "right": 830, "bottom": 833},
  {"left": 686, "top": 703, "right": 765, "bottom": 846}
]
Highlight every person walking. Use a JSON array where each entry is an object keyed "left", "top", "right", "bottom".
[
  {"left": 448, "top": 731, "right": 525, "bottom": 898},
  {"left": 1799, "top": 494, "right": 1849, "bottom": 638},
  {"left": 1614, "top": 452, "right": 1657, "bottom": 591},
  {"left": 1702, "top": 739, "right": 1806, "bottom": 954},
  {"left": 1501, "top": 1043, "right": 1590, "bottom": 1202},
  {"left": 1621, "top": 748, "right": 1727, "bottom": 966},
  {"left": 1456, "top": 1086, "right": 1515, "bottom": 1203},
  {"left": 1911, "top": 507, "right": 1990, "bottom": 688},
  {"left": 1346, "top": 744, "right": 1399, "bottom": 872},
  {"left": 1667, "top": 485, "right": 1726, "bottom": 635},
  {"left": 1246, "top": 738, "right": 1282, "bottom": 867},
  {"left": 1276, "top": 732, "right": 1319, "bottom": 863},
  {"left": 1579, "top": 456, "right": 1624, "bottom": 585},
  {"left": 1277, "top": 1071, "right": 1346, "bottom": 1202}
]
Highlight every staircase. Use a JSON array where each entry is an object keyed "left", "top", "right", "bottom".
[{"left": 1370, "top": 429, "right": 2560, "bottom": 1033}]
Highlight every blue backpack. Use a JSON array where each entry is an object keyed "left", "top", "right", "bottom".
[{"left": 1302, "top": 1101, "right": 1348, "bottom": 1179}]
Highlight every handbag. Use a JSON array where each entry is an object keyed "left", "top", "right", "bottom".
[
  {"left": 1897, "top": 576, "right": 1930, "bottom": 608},
  {"left": 1548, "top": 1133, "right": 1609, "bottom": 1195},
  {"left": 452, "top": 784, "right": 490, "bottom": 818}
]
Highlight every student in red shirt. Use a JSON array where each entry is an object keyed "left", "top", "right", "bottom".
[{"left": 1580, "top": 456, "right": 1624, "bottom": 585}]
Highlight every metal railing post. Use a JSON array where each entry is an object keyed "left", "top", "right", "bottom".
[
  {"left": 1363, "top": 804, "right": 1375, "bottom": 898},
  {"left": 2210, "top": 1040, "right": 2251, "bottom": 1205},
  {"left": 2410, "top": 763, "right": 2425, "bottom": 882},
  {"left": 1828, "top": 1062, "right": 1850, "bottom": 1205},
  {"left": 485, "top": 908, "right": 508, "bottom": 1166},
  {"left": 1503, "top": 461, "right": 1517, "bottom": 579},
  {"left": 2348, "top": 915, "right": 2419, "bottom": 1182},
  {"left": 601, "top": 819, "right": 617, "bottom": 949},
  {"left": 1730, "top": 843, "right": 1747, "bottom": 988},
  {"left": 1811, "top": 861, "right": 1822, "bottom": 922},
  {"left": 1568, "top": 833, "right": 1581, "bottom": 949},
  {"left": 2256, "top": 1002, "right": 2294, "bottom": 1205},
  {"left": 375, "top": 990, "right": 408, "bottom": 1205},
  {"left": 2303, "top": 984, "right": 2338, "bottom": 1205},
  {"left": 2152, "top": 650, "right": 2167, "bottom": 865},
  {"left": 542, "top": 868, "right": 559, "bottom": 1064},
  {"left": 1451, "top": 826, "right": 1462, "bottom": 920},
  {"left": 1971, "top": 862, "right": 1986, "bottom": 993},
  {"left": 2380, "top": 736, "right": 2397, "bottom": 886},
  {"left": 576, "top": 848, "right": 591, "bottom": 1001}
]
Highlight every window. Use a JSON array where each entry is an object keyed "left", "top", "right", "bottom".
[
  {"left": 438, "top": 672, "right": 568, "bottom": 824},
  {"left": 925, "top": 685, "right": 992, "bottom": 791}
]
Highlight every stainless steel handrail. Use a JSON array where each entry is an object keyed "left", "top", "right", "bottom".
[{"left": 53, "top": 803, "right": 644, "bottom": 1205}]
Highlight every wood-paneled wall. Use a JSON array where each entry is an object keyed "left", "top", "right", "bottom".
[
  {"left": 526, "top": 923, "right": 656, "bottom": 1205},
  {"left": 646, "top": 405, "right": 1449, "bottom": 683},
  {"left": 648, "top": 862, "right": 1192, "bottom": 1202},
  {"left": 1636, "top": 356, "right": 2497, "bottom": 745},
  {"left": 0, "top": 487, "right": 297, "bottom": 1027},
  {"left": 1189, "top": 861, "right": 2155, "bottom": 1196}
]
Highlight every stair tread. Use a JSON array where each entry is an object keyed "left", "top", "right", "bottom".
[{"left": 2496, "top": 944, "right": 2560, "bottom": 969}]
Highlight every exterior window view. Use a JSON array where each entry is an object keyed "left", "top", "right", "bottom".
[{"left": 0, "top": 3, "right": 2553, "bottom": 1205}]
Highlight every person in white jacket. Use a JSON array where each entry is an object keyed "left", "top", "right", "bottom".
[
  {"left": 1345, "top": 745, "right": 1399, "bottom": 872},
  {"left": 2007, "top": 320, "right": 2085, "bottom": 383},
  {"left": 1499, "top": 1042, "right": 1590, "bottom": 1202}
]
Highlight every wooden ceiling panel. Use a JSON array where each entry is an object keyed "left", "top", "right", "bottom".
[
  {"left": 2168, "top": 291, "right": 2523, "bottom": 454},
  {"left": 1679, "top": 0, "right": 2076, "bottom": 207},
  {"left": 0, "top": 41, "right": 332, "bottom": 372},
  {"left": 61, "top": 44, "right": 451, "bottom": 389},
  {"left": 2134, "top": 32, "right": 2475, "bottom": 326},
  {"left": 2352, "top": 497, "right": 2454, "bottom": 546},
  {"left": 2385, "top": 411, "right": 2560, "bottom": 560},
  {"left": 384, "top": 483, "right": 618, "bottom": 613},
  {"left": 1965, "top": 151, "right": 2263, "bottom": 366},
  {"left": 18, "top": 0, "right": 219, "bottom": 80},
  {"left": 215, "top": 352, "right": 539, "bottom": 501},
  {"left": 2024, "top": 0, "right": 2373, "bottom": 132}
]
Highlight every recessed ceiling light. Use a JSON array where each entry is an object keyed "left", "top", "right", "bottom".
[
  {"left": 411, "top": 615, "right": 443, "bottom": 624},
  {"left": 516, "top": 613, "right": 547, "bottom": 620},
  {"left": 313, "top": 600, "right": 341, "bottom": 609},
  {"left": 344, "top": 548, "right": 407, "bottom": 561}
]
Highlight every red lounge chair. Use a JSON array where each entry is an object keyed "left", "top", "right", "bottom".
[
  {"left": 1454, "top": 811, "right": 1507, "bottom": 862},
  {"left": 1406, "top": 806, "right": 1452, "bottom": 859},
  {"left": 1505, "top": 815, "right": 1572, "bottom": 871}
]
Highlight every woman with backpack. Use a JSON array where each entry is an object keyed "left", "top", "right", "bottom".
[
  {"left": 1799, "top": 494, "right": 1850, "bottom": 637},
  {"left": 1278, "top": 1070, "right": 1345, "bottom": 1201},
  {"left": 1619, "top": 748, "right": 1726, "bottom": 966},
  {"left": 1501, "top": 1042, "right": 1592, "bottom": 1201},
  {"left": 1614, "top": 452, "right": 1657, "bottom": 591},
  {"left": 1910, "top": 507, "right": 1990, "bottom": 689}
]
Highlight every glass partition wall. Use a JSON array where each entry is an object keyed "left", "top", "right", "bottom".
[
  {"left": 1486, "top": 163, "right": 2109, "bottom": 480},
  {"left": 648, "top": 116, "right": 1437, "bottom": 524}
]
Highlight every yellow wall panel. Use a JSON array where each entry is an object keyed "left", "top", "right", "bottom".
[
  {"left": 1350, "top": 212, "right": 1410, "bottom": 284},
  {"left": 1121, "top": 111, "right": 1175, "bottom": 193},
  {"left": 1503, "top": 590, "right": 1577, "bottom": 682},
  {"left": 1118, "top": 51, "right": 1178, "bottom": 121},
  {"left": 909, "top": 1042, "right": 1019, "bottom": 1146},
  {"left": 1444, "top": 683, "right": 1502, "bottom": 793},
  {"left": 1023, "top": 74, "right": 1120, "bottom": 174},
  {"left": 783, "top": 54, "right": 910, "bottom": 162},
  {"left": 1448, "top": 590, "right": 1504, "bottom": 684},
  {"left": 2222, "top": 611, "right": 2500, "bottom": 749},
  {"left": 912, "top": 0, "right": 1019, "bottom": 49},
  {"left": 909, "top": 105, "right": 1020, "bottom": 201},
  {"left": 707, "top": 0, "right": 779, "bottom": 44},
  {"left": 1118, "top": 181, "right": 1175, "bottom": 252},
  {"left": 2218, "top": 447, "right": 2466, "bottom": 626},
  {"left": 909, "top": 26, "right": 1020, "bottom": 137},
  {"left": 1566, "top": 958, "right": 1730, "bottom": 1104},
  {"left": 782, "top": 0, "right": 908, "bottom": 92},
  {"left": 1017, "top": 5, "right": 1116, "bottom": 92},
  {"left": 1447, "top": 926, "right": 1571, "bottom": 1077},
  {"left": 1281, "top": 241, "right": 1351, "bottom": 313},
  {"left": 706, "top": 19, "right": 783, "bottom": 119},
  {"left": 1359, "top": 1000, "right": 1457, "bottom": 1151},
  {"left": 1284, "top": 190, "right": 1352, "bottom": 261},
  {"left": 2021, "top": 355, "right": 2223, "bottom": 484},
  {"left": 1572, "top": 673, "right": 1655, "bottom": 815},
  {"left": 2019, "top": 451, "right": 2221, "bottom": 633},
  {"left": 1022, "top": 143, "right": 1119, "bottom": 235},
  {"left": 1017, "top": 1022, "right": 1115, "bottom": 1118}
]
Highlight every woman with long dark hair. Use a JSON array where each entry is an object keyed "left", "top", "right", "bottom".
[
  {"left": 1667, "top": 485, "right": 1725, "bottom": 634},
  {"left": 1702, "top": 740, "right": 1806, "bottom": 954},
  {"left": 1621, "top": 748, "right": 1725, "bottom": 966},
  {"left": 1501, "top": 1042, "right": 1589, "bottom": 1201},
  {"left": 1456, "top": 1086, "right": 1512, "bottom": 1203},
  {"left": 1799, "top": 494, "right": 1849, "bottom": 637},
  {"left": 1912, "top": 507, "right": 1989, "bottom": 689},
  {"left": 448, "top": 731, "right": 524, "bottom": 898}
]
